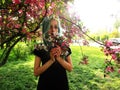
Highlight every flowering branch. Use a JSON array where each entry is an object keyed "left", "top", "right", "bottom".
[{"left": 102, "top": 40, "right": 120, "bottom": 77}]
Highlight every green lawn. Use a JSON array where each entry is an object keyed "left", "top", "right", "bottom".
[{"left": 0, "top": 45, "right": 120, "bottom": 90}]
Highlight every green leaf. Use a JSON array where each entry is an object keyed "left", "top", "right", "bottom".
[{"left": 2, "top": 0, "right": 5, "bottom": 4}]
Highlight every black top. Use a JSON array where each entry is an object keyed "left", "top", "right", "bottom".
[{"left": 33, "top": 47, "right": 72, "bottom": 90}]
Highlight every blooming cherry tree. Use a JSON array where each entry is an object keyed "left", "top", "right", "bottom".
[{"left": 0, "top": 0, "right": 69, "bottom": 66}]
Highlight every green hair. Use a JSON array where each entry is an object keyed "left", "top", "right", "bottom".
[
  {"left": 42, "top": 15, "right": 61, "bottom": 35},
  {"left": 42, "top": 15, "right": 62, "bottom": 47}
]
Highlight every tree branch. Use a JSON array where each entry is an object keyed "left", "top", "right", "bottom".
[{"left": 59, "top": 16, "right": 105, "bottom": 46}]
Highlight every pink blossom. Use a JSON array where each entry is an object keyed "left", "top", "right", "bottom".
[
  {"left": 37, "top": 2, "right": 45, "bottom": 8},
  {"left": 104, "top": 49, "right": 109, "bottom": 56},
  {"left": 114, "top": 48, "right": 120, "bottom": 52},
  {"left": 51, "top": 2, "right": 55, "bottom": 7},
  {"left": 15, "top": 24, "right": 21, "bottom": 28},
  {"left": 105, "top": 40, "right": 113, "bottom": 47},
  {"left": 18, "top": 9, "right": 23, "bottom": 14},
  {"left": 12, "top": 0, "right": 21, "bottom": 4},
  {"left": 118, "top": 69, "right": 120, "bottom": 74},
  {"left": 106, "top": 66, "right": 114, "bottom": 72},
  {"left": 0, "top": 16, "right": 2, "bottom": 22},
  {"left": 61, "top": 41, "right": 69, "bottom": 48},
  {"left": 109, "top": 49, "right": 114, "bottom": 54},
  {"left": 7, "top": 22, "right": 14, "bottom": 29},
  {"left": 61, "top": 42, "right": 66, "bottom": 47},
  {"left": 24, "top": 0, "right": 31, "bottom": 4},
  {"left": 21, "top": 28, "right": 27, "bottom": 34},
  {"left": 111, "top": 54, "right": 117, "bottom": 60}
]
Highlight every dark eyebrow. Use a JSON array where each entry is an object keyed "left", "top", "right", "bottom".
[{"left": 50, "top": 25, "right": 58, "bottom": 27}]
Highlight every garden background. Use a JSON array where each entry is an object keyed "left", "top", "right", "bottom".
[
  {"left": 0, "top": 43, "right": 120, "bottom": 90},
  {"left": 0, "top": 0, "right": 120, "bottom": 90}
]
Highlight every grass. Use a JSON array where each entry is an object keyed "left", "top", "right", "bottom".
[
  {"left": 0, "top": 56, "right": 37, "bottom": 90},
  {"left": 0, "top": 45, "right": 120, "bottom": 90}
]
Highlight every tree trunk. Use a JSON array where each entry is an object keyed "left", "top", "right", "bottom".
[
  {"left": 0, "top": 34, "right": 4, "bottom": 49},
  {"left": 0, "top": 36, "right": 24, "bottom": 67}
]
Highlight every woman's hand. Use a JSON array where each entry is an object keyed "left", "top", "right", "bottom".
[
  {"left": 50, "top": 48, "right": 57, "bottom": 61},
  {"left": 50, "top": 45, "right": 62, "bottom": 61},
  {"left": 55, "top": 45, "right": 62, "bottom": 58}
]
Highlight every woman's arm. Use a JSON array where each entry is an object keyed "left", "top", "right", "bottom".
[
  {"left": 55, "top": 46, "right": 73, "bottom": 72},
  {"left": 34, "top": 48, "right": 56, "bottom": 76},
  {"left": 56, "top": 55, "right": 73, "bottom": 72},
  {"left": 34, "top": 56, "right": 55, "bottom": 77}
]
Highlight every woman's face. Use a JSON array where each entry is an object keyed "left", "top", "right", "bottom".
[{"left": 48, "top": 19, "right": 58, "bottom": 36}]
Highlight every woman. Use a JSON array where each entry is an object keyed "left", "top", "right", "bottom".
[{"left": 33, "top": 15, "right": 73, "bottom": 90}]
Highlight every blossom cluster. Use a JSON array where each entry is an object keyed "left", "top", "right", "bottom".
[
  {"left": 102, "top": 40, "right": 120, "bottom": 76},
  {"left": 104, "top": 40, "right": 120, "bottom": 63},
  {"left": 44, "top": 34, "right": 70, "bottom": 54}
]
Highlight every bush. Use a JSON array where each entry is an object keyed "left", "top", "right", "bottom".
[{"left": 10, "top": 42, "right": 30, "bottom": 61}]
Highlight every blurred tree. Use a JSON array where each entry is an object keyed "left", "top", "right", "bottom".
[
  {"left": 114, "top": 18, "right": 120, "bottom": 37},
  {"left": 114, "top": 19, "right": 120, "bottom": 29},
  {"left": 110, "top": 28, "right": 120, "bottom": 38}
]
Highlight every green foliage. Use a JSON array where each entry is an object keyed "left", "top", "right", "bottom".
[
  {"left": 25, "top": 41, "right": 36, "bottom": 54},
  {"left": 69, "top": 46, "right": 120, "bottom": 90},
  {"left": 9, "top": 42, "right": 33, "bottom": 61},
  {"left": 0, "top": 60, "right": 37, "bottom": 90},
  {"left": 87, "top": 32, "right": 109, "bottom": 42},
  {"left": 109, "top": 28, "right": 120, "bottom": 38},
  {"left": 0, "top": 0, "right": 12, "bottom": 8},
  {"left": 0, "top": 46, "right": 120, "bottom": 90}
]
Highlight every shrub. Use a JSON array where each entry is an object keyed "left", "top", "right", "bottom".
[{"left": 11, "top": 43, "right": 30, "bottom": 61}]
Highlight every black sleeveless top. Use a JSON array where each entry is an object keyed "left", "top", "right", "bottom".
[{"left": 33, "top": 47, "right": 72, "bottom": 90}]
